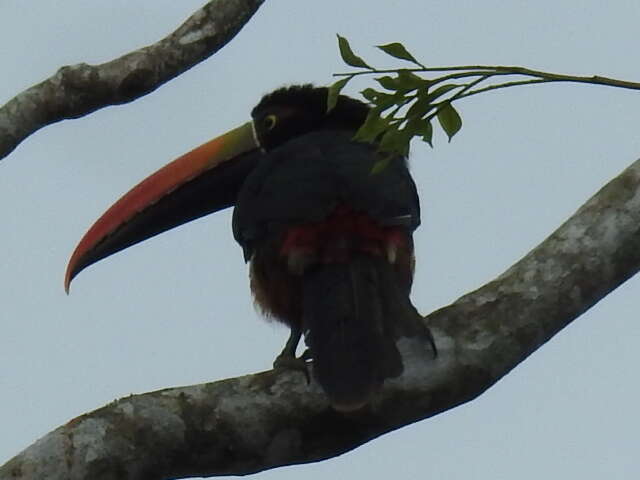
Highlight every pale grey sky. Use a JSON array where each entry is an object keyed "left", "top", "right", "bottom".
[{"left": 2, "top": 1, "right": 639, "bottom": 478}]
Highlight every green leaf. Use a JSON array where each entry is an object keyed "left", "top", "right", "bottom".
[
  {"left": 376, "top": 42, "right": 421, "bottom": 65},
  {"left": 404, "top": 117, "right": 433, "bottom": 147},
  {"left": 375, "top": 76, "right": 399, "bottom": 91},
  {"left": 337, "top": 34, "right": 371, "bottom": 69},
  {"left": 327, "top": 76, "right": 352, "bottom": 112},
  {"left": 353, "top": 108, "right": 390, "bottom": 143},
  {"left": 376, "top": 92, "right": 404, "bottom": 110},
  {"left": 436, "top": 102, "right": 462, "bottom": 141},
  {"left": 405, "top": 93, "right": 433, "bottom": 119},
  {"left": 375, "top": 71, "right": 427, "bottom": 93},
  {"left": 360, "top": 89, "right": 402, "bottom": 111},
  {"left": 360, "top": 88, "right": 379, "bottom": 102},
  {"left": 421, "top": 121, "right": 434, "bottom": 147},
  {"left": 395, "top": 70, "right": 428, "bottom": 91},
  {"left": 378, "top": 126, "right": 411, "bottom": 157}
]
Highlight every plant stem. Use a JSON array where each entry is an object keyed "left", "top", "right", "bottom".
[
  {"left": 335, "top": 65, "right": 640, "bottom": 92},
  {"left": 424, "top": 75, "right": 491, "bottom": 123},
  {"left": 457, "top": 78, "right": 552, "bottom": 100}
]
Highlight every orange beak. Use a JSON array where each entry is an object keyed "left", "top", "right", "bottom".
[{"left": 65, "top": 122, "right": 260, "bottom": 292}]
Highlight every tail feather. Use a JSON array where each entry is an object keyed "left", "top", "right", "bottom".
[{"left": 302, "top": 254, "right": 426, "bottom": 411}]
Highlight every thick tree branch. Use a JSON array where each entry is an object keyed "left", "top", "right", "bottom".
[
  {"left": 3, "top": 158, "right": 639, "bottom": 479},
  {"left": 0, "top": 0, "right": 265, "bottom": 161}
]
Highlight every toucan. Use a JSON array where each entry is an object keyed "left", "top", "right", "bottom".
[{"left": 65, "top": 85, "right": 435, "bottom": 412}]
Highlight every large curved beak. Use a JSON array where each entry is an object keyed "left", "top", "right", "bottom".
[{"left": 65, "top": 122, "right": 260, "bottom": 293}]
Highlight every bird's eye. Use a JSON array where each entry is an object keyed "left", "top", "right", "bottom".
[{"left": 263, "top": 114, "right": 277, "bottom": 130}]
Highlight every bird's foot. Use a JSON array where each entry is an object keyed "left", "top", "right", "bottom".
[{"left": 273, "top": 349, "right": 311, "bottom": 384}]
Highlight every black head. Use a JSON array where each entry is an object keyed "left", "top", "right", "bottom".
[{"left": 251, "top": 84, "right": 369, "bottom": 151}]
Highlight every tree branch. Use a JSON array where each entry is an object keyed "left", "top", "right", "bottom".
[
  {"left": 3, "top": 156, "right": 639, "bottom": 479},
  {"left": 0, "top": 0, "right": 265, "bottom": 161}
]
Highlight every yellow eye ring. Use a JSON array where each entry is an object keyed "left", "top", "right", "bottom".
[{"left": 263, "top": 114, "right": 277, "bottom": 130}]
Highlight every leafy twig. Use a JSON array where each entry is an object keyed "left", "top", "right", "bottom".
[{"left": 331, "top": 35, "right": 640, "bottom": 157}]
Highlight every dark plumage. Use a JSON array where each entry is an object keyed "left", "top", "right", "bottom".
[{"left": 234, "top": 85, "right": 434, "bottom": 411}]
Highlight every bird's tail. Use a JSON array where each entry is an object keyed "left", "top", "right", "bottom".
[{"left": 302, "top": 253, "right": 430, "bottom": 411}]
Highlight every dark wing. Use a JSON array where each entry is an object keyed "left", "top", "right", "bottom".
[{"left": 232, "top": 130, "right": 420, "bottom": 260}]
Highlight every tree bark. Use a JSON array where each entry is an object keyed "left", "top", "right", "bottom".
[
  {"left": 0, "top": 0, "right": 265, "bottom": 161},
  {"left": 2, "top": 156, "right": 639, "bottom": 479}
]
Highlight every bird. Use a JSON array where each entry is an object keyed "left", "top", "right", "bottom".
[{"left": 65, "top": 84, "right": 436, "bottom": 412}]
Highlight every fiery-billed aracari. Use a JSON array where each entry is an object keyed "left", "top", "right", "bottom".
[{"left": 65, "top": 85, "right": 435, "bottom": 411}]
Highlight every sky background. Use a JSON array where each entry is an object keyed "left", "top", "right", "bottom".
[{"left": 2, "top": 1, "right": 639, "bottom": 478}]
